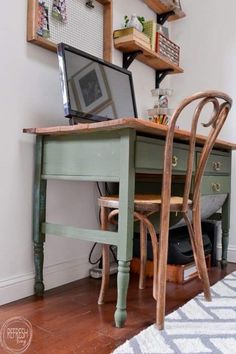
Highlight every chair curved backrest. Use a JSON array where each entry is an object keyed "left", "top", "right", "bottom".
[{"left": 160, "top": 90, "right": 232, "bottom": 235}]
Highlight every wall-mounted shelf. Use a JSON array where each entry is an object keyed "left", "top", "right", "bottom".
[
  {"left": 144, "top": 0, "right": 186, "bottom": 22},
  {"left": 114, "top": 39, "right": 183, "bottom": 73},
  {"left": 114, "top": 0, "right": 185, "bottom": 87}
]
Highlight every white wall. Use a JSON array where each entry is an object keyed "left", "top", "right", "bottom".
[
  {"left": 1, "top": 0, "right": 235, "bottom": 305},
  {"left": 169, "top": 0, "right": 236, "bottom": 262},
  {"left": 0, "top": 0, "right": 157, "bottom": 305},
  {"left": 0, "top": 0, "right": 105, "bottom": 305}
]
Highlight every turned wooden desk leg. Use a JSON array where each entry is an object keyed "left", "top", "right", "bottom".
[
  {"left": 221, "top": 194, "right": 230, "bottom": 269},
  {"left": 33, "top": 136, "right": 46, "bottom": 296},
  {"left": 115, "top": 129, "right": 135, "bottom": 328},
  {"left": 115, "top": 261, "right": 130, "bottom": 327}
]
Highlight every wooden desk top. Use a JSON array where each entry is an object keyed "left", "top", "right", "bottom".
[{"left": 23, "top": 118, "right": 236, "bottom": 151}]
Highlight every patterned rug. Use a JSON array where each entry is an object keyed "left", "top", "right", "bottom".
[{"left": 113, "top": 271, "right": 236, "bottom": 354}]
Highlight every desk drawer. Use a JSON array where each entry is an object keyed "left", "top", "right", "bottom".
[
  {"left": 197, "top": 152, "right": 231, "bottom": 174},
  {"left": 136, "top": 139, "right": 189, "bottom": 173},
  {"left": 42, "top": 134, "right": 121, "bottom": 179},
  {"left": 172, "top": 146, "right": 189, "bottom": 172},
  {"left": 200, "top": 176, "right": 230, "bottom": 195}
]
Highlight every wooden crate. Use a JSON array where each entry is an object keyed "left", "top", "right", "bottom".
[
  {"left": 131, "top": 255, "right": 211, "bottom": 284},
  {"left": 156, "top": 32, "right": 180, "bottom": 66}
]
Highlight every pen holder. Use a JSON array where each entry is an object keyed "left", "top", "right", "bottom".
[{"left": 148, "top": 88, "right": 173, "bottom": 125}]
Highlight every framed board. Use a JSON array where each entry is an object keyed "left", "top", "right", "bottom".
[{"left": 27, "top": 0, "right": 113, "bottom": 62}]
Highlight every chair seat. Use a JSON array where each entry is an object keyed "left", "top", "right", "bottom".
[{"left": 98, "top": 194, "right": 192, "bottom": 212}]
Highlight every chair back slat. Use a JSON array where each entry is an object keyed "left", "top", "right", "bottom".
[
  {"left": 192, "top": 102, "right": 231, "bottom": 207},
  {"left": 159, "top": 91, "right": 232, "bottom": 235}
]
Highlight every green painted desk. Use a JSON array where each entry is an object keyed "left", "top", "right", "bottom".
[{"left": 24, "top": 118, "right": 236, "bottom": 327}]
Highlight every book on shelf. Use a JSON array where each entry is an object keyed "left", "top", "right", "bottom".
[
  {"left": 113, "top": 27, "right": 150, "bottom": 44},
  {"left": 114, "top": 33, "right": 151, "bottom": 50},
  {"left": 143, "top": 20, "right": 158, "bottom": 51}
]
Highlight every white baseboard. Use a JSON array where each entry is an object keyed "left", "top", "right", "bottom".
[
  {"left": 2, "top": 245, "right": 235, "bottom": 306},
  {"left": 0, "top": 257, "right": 90, "bottom": 306}
]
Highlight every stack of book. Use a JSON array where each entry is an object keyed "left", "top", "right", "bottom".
[
  {"left": 143, "top": 20, "right": 180, "bottom": 65},
  {"left": 113, "top": 27, "right": 151, "bottom": 50},
  {"left": 143, "top": 20, "right": 158, "bottom": 51}
]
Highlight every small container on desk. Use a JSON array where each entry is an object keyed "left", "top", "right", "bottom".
[
  {"left": 148, "top": 88, "right": 173, "bottom": 124},
  {"left": 148, "top": 107, "right": 172, "bottom": 125}
]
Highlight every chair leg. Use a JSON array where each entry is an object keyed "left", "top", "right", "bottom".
[
  {"left": 145, "top": 219, "right": 158, "bottom": 300},
  {"left": 139, "top": 220, "right": 147, "bottom": 290},
  {"left": 134, "top": 212, "right": 158, "bottom": 300},
  {"left": 192, "top": 202, "right": 212, "bottom": 301},
  {"left": 98, "top": 207, "right": 110, "bottom": 305},
  {"left": 156, "top": 227, "right": 169, "bottom": 330},
  {"left": 183, "top": 212, "right": 201, "bottom": 279}
]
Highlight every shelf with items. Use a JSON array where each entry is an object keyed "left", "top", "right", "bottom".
[
  {"left": 114, "top": 38, "right": 183, "bottom": 74},
  {"left": 113, "top": 2, "right": 185, "bottom": 88},
  {"left": 144, "top": 0, "right": 186, "bottom": 23}
]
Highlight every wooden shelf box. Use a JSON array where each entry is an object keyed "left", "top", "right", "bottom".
[{"left": 131, "top": 255, "right": 211, "bottom": 284}]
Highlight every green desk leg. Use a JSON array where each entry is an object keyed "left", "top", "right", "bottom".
[
  {"left": 115, "top": 261, "right": 130, "bottom": 327},
  {"left": 221, "top": 194, "right": 230, "bottom": 269},
  {"left": 115, "top": 130, "right": 135, "bottom": 328},
  {"left": 33, "top": 136, "right": 46, "bottom": 296}
]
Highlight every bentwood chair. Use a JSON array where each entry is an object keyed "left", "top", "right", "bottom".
[{"left": 98, "top": 91, "right": 232, "bottom": 330}]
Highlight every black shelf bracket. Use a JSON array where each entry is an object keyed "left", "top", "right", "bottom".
[
  {"left": 156, "top": 69, "right": 173, "bottom": 88},
  {"left": 156, "top": 11, "right": 175, "bottom": 25},
  {"left": 123, "top": 50, "right": 143, "bottom": 69}
]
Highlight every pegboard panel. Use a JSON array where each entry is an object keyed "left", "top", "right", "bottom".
[
  {"left": 27, "top": 0, "right": 113, "bottom": 61},
  {"left": 48, "top": 0, "right": 104, "bottom": 58}
]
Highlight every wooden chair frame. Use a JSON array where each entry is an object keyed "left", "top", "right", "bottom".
[
  {"left": 27, "top": 0, "right": 113, "bottom": 62},
  {"left": 157, "top": 90, "right": 232, "bottom": 328},
  {"left": 98, "top": 90, "right": 232, "bottom": 330}
]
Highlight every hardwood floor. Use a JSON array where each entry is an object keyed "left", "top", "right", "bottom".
[{"left": 1, "top": 263, "right": 236, "bottom": 354}]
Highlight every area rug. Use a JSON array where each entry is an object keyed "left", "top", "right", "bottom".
[{"left": 113, "top": 271, "right": 236, "bottom": 354}]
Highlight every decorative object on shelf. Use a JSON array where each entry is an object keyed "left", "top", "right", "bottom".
[
  {"left": 113, "top": 27, "right": 151, "bottom": 50},
  {"left": 86, "top": 0, "right": 95, "bottom": 9},
  {"left": 156, "top": 32, "right": 180, "bottom": 65},
  {"left": 159, "top": 0, "right": 182, "bottom": 11},
  {"left": 124, "top": 14, "right": 145, "bottom": 32},
  {"left": 148, "top": 88, "right": 173, "bottom": 124},
  {"left": 144, "top": 0, "right": 185, "bottom": 22},
  {"left": 173, "top": 0, "right": 182, "bottom": 10},
  {"left": 160, "top": 25, "right": 169, "bottom": 38},
  {"left": 52, "top": 0, "right": 67, "bottom": 23},
  {"left": 37, "top": 0, "right": 50, "bottom": 38}
]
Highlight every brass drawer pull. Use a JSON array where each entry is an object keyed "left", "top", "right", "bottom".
[
  {"left": 212, "top": 161, "right": 222, "bottom": 171},
  {"left": 212, "top": 183, "right": 221, "bottom": 192},
  {"left": 172, "top": 155, "right": 178, "bottom": 167}
]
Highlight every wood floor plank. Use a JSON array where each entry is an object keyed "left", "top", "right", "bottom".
[{"left": 0, "top": 264, "right": 235, "bottom": 353}]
